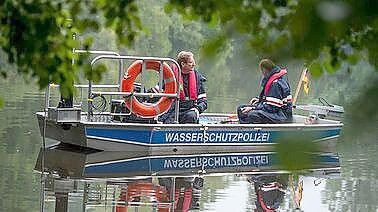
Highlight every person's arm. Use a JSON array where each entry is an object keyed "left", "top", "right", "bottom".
[
  {"left": 249, "top": 97, "right": 260, "bottom": 105},
  {"left": 195, "top": 71, "right": 208, "bottom": 113}
]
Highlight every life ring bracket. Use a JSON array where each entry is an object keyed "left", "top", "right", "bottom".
[{"left": 121, "top": 60, "right": 178, "bottom": 118}]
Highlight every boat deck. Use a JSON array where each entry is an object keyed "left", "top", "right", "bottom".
[{"left": 74, "top": 112, "right": 342, "bottom": 127}]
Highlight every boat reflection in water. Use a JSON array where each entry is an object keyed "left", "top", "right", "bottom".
[{"left": 35, "top": 144, "right": 340, "bottom": 212}]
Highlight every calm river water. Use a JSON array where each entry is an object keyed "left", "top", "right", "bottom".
[{"left": 0, "top": 79, "right": 377, "bottom": 212}]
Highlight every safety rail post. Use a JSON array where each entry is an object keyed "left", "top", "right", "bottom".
[
  {"left": 141, "top": 60, "right": 146, "bottom": 96},
  {"left": 170, "top": 177, "right": 176, "bottom": 211},
  {"left": 118, "top": 56, "right": 123, "bottom": 92},
  {"left": 157, "top": 60, "right": 164, "bottom": 122},
  {"left": 40, "top": 84, "right": 51, "bottom": 212},
  {"left": 159, "top": 60, "right": 164, "bottom": 93},
  {"left": 87, "top": 80, "right": 92, "bottom": 120},
  {"left": 174, "top": 62, "right": 180, "bottom": 124},
  {"left": 44, "top": 85, "right": 50, "bottom": 112}
]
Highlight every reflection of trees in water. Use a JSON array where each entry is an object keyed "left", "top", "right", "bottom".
[
  {"left": 199, "top": 175, "right": 235, "bottom": 209},
  {"left": 0, "top": 80, "right": 45, "bottom": 212},
  {"left": 323, "top": 133, "right": 378, "bottom": 212}
]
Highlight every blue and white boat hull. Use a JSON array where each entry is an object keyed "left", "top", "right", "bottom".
[{"left": 37, "top": 113, "right": 342, "bottom": 154}]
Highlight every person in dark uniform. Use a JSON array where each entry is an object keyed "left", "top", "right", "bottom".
[
  {"left": 237, "top": 59, "right": 293, "bottom": 124},
  {"left": 159, "top": 51, "right": 208, "bottom": 124}
]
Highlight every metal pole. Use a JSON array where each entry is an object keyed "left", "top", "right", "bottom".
[
  {"left": 39, "top": 150, "right": 46, "bottom": 212},
  {"left": 88, "top": 80, "right": 92, "bottom": 120},
  {"left": 171, "top": 177, "right": 176, "bottom": 212},
  {"left": 112, "top": 186, "right": 116, "bottom": 212},
  {"left": 141, "top": 60, "right": 146, "bottom": 94},
  {"left": 44, "top": 85, "right": 50, "bottom": 112},
  {"left": 82, "top": 183, "right": 89, "bottom": 212},
  {"left": 72, "top": 33, "right": 76, "bottom": 65},
  {"left": 159, "top": 61, "right": 164, "bottom": 92},
  {"left": 105, "top": 183, "right": 108, "bottom": 212},
  {"left": 174, "top": 64, "right": 181, "bottom": 124},
  {"left": 118, "top": 56, "right": 123, "bottom": 92},
  {"left": 40, "top": 85, "right": 50, "bottom": 212}
]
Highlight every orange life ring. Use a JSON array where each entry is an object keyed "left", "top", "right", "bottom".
[
  {"left": 121, "top": 60, "right": 177, "bottom": 118},
  {"left": 115, "top": 182, "right": 170, "bottom": 212}
]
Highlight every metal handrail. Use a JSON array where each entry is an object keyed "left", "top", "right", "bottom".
[
  {"left": 49, "top": 84, "right": 119, "bottom": 88},
  {"left": 44, "top": 50, "right": 123, "bottom": 111},
  {"left": 44, "top": 52, "right": 182, "bottom": 123},
  {"left": 74, "top": 49, "right": 123, "bottom": 90},
  {"left": 89, "top": 55, "right": 181, "bottom": 123},
  {"left": 91, "top": 91, "right": 177, "bottom": 97}
]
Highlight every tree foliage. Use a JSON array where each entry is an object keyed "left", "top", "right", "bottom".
[
  {"left": 165, "top": 0, "right": 378, "bottom": 126},
  {"left": 166, "top": 0, "right": 378, "bottom": 73},
  {"left": 0, "top": 0, "right": 142, "bottom": 97},
  {"left": 1, "top": 0, "right": 377, "bottom": 93}
]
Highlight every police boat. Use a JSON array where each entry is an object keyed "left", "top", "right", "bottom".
[{"left": 36, "top": 51, "right": 343, "bottom": 154}]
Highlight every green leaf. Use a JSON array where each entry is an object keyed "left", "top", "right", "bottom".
[
  {"left": 347, "top": 54, "right": 359, "bottom": 65},
  {"left": 201, "top": 34, "right": 227, "bottom": 57},
  {"left": 323, "top": 60, "right": 335, "bottom": 73},
  {"left": 208, "top": 12, "right": 220, "bottom": 28},
  {"left": 310, "top": 61, "right": 323, "bottom": 77}
]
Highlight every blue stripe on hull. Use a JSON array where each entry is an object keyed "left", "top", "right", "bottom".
[
  {"left": 86, "top": 128, "right": 151, "bottom": 144},
  {"left": 84, "top": 153, "right": 274, "bottom": 174},
  {"left": 85, "top": 127, "right": 341, "bottom": 145},
  {"left": 84, "top": 153, "right": 339, "bottom": 175}
]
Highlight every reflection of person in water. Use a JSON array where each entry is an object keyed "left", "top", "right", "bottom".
[
  {"left": 247, "top": 174, "right": 288, "bottom": 212},
  {"left": 115, "top": 177, "right": 203, "bottom": 212},
  {"left": 115, "top": 179, "right": 170, "bottom": 212},
  {"left": 158, "top": 177, "right": 204, "bottom": 211}
]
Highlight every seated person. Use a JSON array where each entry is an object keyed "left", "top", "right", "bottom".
[
  {"left": 237, "top": 59, "right": 293, "bottom": 124},
  {"left": 159, "top": 51, "right": 208, "bottom": 124}
]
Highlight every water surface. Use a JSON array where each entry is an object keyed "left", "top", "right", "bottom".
[{"left": 0, "top": 80, "right": 377, "bottom": 212}]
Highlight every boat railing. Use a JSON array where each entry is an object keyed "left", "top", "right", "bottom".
[
  {"left": 44, "top": 50, "right": 122, "bottom": 115},
  {"left": 88, "top": 54, "right": 181, "bottom": 122},
  {"left": 44, "top": 50, "right": 181, "bottom": 123}
]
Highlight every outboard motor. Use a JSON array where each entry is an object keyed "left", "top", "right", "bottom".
[{"left": 295, "top": 97, "right": 344, "bottom": 120}]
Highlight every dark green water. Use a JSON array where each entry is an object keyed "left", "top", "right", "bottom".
[{"left": 0, "top": 78, "right": 377, "bottom": 212}]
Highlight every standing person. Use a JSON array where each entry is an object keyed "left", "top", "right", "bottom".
[
  {"left": 237, "top": 59, "right": 293, "bottom": 124},
  {"left": 159, "top": 51, "right": 208, "bottom": 124}
]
